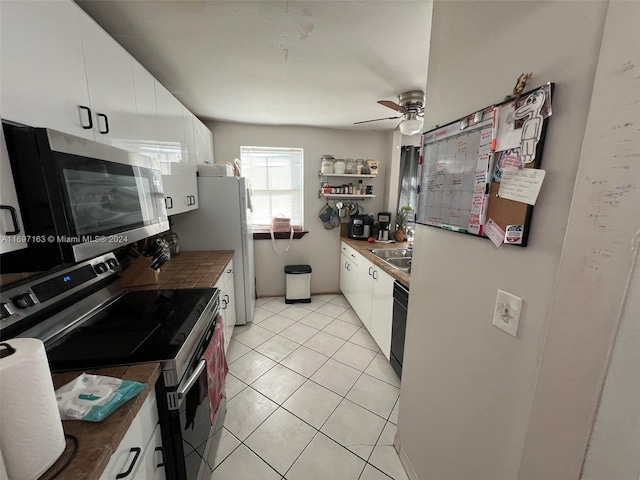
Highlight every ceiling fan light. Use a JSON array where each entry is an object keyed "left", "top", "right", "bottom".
[{"left": 399, "top": 117, "right": 423, "bottom": 135}]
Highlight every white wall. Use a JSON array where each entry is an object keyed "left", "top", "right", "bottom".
[
  {"left": 521, "top": 2, "right": 640, "bottom": 478},
  {"left": 397, "top": 2, "right": 610, "bottom": 479},
  {"left": 208, "top": 121, "right": 392, "bottom": 296}
]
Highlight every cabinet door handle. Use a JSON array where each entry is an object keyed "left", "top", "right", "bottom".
[
  {"left": 222, "top": 298, "right": 228, "bottom": 309},
  {"left": 96, "top": 113, "right": 110, "bottom": 134},
  {"left": 368, "top": 266, "right": 373, "bottom": 276},
  {"left": 224, "top": 294, "right": 230, "bottom": 303},
  {"left": 226, "top": 269, "right": 232, "bottom": 274},
  {"left": 115, "top": 447, "right": 141, "bottom": 479},
  {"left": 373, "top": 270, "right": 378, "bottom": 280},
  {"left": 350, "top": 254, "right": 356, "bottom": 259},
  {"left": 155, "top": 446, "right": 165, "bottom": 468},
  {"left": 79, "top": 106, "right": 93, "bottom": 129},
  {"left": 191, "top": 195, "right": 196, "bottom": 205},
  {"left": 0, "top": 205, "right": 20, "bottom": 235},
  {"left": 165, "top": 196, "right": 173, "bottom": 209}
]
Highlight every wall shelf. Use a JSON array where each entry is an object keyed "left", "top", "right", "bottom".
[
  {"left": 319, "top": 193, "right": 377, "bottom": 199},
  {"left": 318, "top": 171, "right": 377, "bottom": 179}
]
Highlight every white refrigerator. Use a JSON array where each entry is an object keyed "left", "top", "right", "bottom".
[{"left": 171, "top": 175, "right": 255, "bottom": 324}]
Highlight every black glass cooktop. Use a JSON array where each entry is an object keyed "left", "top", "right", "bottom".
[{"left": 47, "top": 288, "right": 216, "bottom": 372}]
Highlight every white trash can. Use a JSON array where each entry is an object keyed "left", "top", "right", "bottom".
[{"left": 285, "top": 265, "right": 312, "bottom": 304}]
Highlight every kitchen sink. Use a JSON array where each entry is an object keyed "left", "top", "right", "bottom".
[
  {"left": 369, "top": 248, "right": 412, "bottom": 260},
  {"left": 369, "top": 248, "right": 412, "bottom": 271},
  {"left": 385, "top": 257, "right": 412, "bottom": 270}
]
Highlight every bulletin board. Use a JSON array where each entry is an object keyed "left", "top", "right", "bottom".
[{"left": 416, "top": 83, "right": 553, "bottom": 247}]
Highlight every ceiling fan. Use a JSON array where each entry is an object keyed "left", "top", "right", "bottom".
[{"left": 355, "top": 90, "right": 425, "bottom": 135}]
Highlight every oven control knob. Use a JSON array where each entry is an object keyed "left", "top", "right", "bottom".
[
  {"left": 93, "top": 262, "right": 109, "bottom": 274},
  {"left": 12, "top": 293, "right": 36, "bottom": 309},
  {"left": 106, "top": 258, "right": 119, "bottom": 269}
]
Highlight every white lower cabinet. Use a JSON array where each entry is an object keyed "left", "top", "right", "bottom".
[
  {"left": 216, "top": 259, "right": 236, "bottom": 353},
  {"left": 137, "top": 424, "right": 166, "bottom": 480},
  {"left": 100, "top": 388, "right": 164, "bottom": 480},
  {"left": 369, "top": 265, "right": 395, "bottom": 360},
  {"left": 340, "top": 242, "right": 395, "bottom": 359},
  {"left": 340, "top": 251, "right": 359, "bottom": 310},
  {"left": 357, "top": 257, "right": 375, "bottom": 331}
]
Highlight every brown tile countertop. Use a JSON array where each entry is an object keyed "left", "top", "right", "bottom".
[
  {"left": 126, "top": 250, "right": 234, "bottom": 291},
  {"left": 39, "top": 363, "right": 161, "bottom": 480},
  {"left": 341, "top": 237, "right": 411, "bottom": 289}
]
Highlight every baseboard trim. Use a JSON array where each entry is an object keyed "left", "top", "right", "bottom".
[{"left": 395, "top": 432, "right": 419, "bottom": 480}]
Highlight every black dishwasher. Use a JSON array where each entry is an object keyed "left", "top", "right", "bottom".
[{"left": 391, "top": 281, "right": 409, "bottom": 378}]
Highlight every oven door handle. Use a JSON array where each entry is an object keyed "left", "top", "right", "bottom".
[{"left": 177, "top": 359, "right": 207, "bottom": 399}]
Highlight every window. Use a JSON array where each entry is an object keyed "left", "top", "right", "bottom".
[{"left": 240, "top": 146, "right": 304, "bottom": 230}]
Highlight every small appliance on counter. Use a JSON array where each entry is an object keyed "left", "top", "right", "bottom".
[
  {"left": 377, "top": 212, "right": 392, "bottom": 241},
  {"left": 348, "top": 214, "right": 375, "bottom": 240}
]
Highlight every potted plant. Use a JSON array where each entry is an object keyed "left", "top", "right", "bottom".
[{"left": 395, "top": 206, "right": 412, "bottom": 242}]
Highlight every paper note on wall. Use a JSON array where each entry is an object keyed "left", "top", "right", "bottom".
[
  {"left": 498, "top": 167, "right": 546, "bottom": 205},
  {"left": 495, "top": 103, "right": 521, "bottom": 152},
  {"left": 484, "top": 218, "right": 506, "bottom": 247}
]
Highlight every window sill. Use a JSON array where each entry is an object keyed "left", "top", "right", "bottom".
[{"left": 253, "top": 230, "right": 308, "bottom": 240}]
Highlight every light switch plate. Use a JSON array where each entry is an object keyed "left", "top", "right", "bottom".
[{"left": 493, "top": 290, "right": 522, "bottom": 337}]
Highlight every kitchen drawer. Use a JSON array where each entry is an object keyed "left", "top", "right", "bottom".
[{"left": 340, "top": 242, "right": 360, "bottom": 266}]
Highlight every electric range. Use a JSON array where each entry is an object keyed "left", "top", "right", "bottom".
[{"left": 0, "top": 252, "right": 225, "bottom": 479}]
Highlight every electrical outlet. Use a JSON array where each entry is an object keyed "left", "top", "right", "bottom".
[{"left": 493, "top": 290, "right": 522, "bottom": 337}]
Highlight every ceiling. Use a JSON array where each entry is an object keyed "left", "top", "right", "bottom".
[{"left": 75, "top": 0, "right": 432, "bottom": 131}]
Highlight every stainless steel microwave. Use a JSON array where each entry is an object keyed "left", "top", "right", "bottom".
[{"left": 1, "top": 122, "right": 169, "bottom": 272}]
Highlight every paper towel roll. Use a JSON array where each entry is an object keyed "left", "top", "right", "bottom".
[{"left": 0, "top": 339, "right": 65, "bottom": 480}]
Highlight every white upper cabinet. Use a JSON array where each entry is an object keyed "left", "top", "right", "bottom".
[
  {"left": 132, "top": 62, "right": 159, "bottom": 160},
  {"left": 183, "top": 108, "right": 196, "bottom": 166},
  {"left": 181, "top": 108, "right": 198, "bottom": 211},
  {"left": 155, "top": 81, "right": 185, "bottom": 174},
  {"left": 194, "top": 117, "right": 214, "bottom": 165},
  {"left": 0, "top": 1, "right": 93, "bottom": 139},
  {"left": 155, "top": 82, "right": 199, "bottom": 215},
  {"left": 79, "top": 14, "right": 138, "bottom": 150},
  {"left": 0, "top": 0, "right": 213, "bottom": 218}
]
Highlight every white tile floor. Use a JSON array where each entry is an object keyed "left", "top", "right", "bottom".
[{"left": 210, "top": 294, "right": 406, "bottom": 480}]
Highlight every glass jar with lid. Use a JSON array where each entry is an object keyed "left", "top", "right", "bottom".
[
  {"left": 334, "top": 159, "right": 346, "bottom": 174},
  {"left": 345, "top": 158, "right": 355, "bottom": 174},
  {"left": 355, "top": 159, "right": 365, "bottom": 175},
  {"left": 321, "top": 155, "right": 335, "bottom": 174}
]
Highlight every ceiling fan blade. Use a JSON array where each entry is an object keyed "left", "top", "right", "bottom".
[
  {"left": 354, "top": 115, "right": 402, "bottom": 125},
  {"left": 378, "top": 100, "right": 406, "bottom": 113}
]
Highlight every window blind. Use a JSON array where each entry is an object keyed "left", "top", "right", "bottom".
[{"left": 240, "top": 146, "right": 304, "bottom": 228}]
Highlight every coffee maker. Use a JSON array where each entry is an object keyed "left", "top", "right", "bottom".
[
  {"left": 349, "top": 214, "right": 375, "bottom": 240},
  {"left": 377, "top": 212, "right": 391, "bottom": 241}
]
